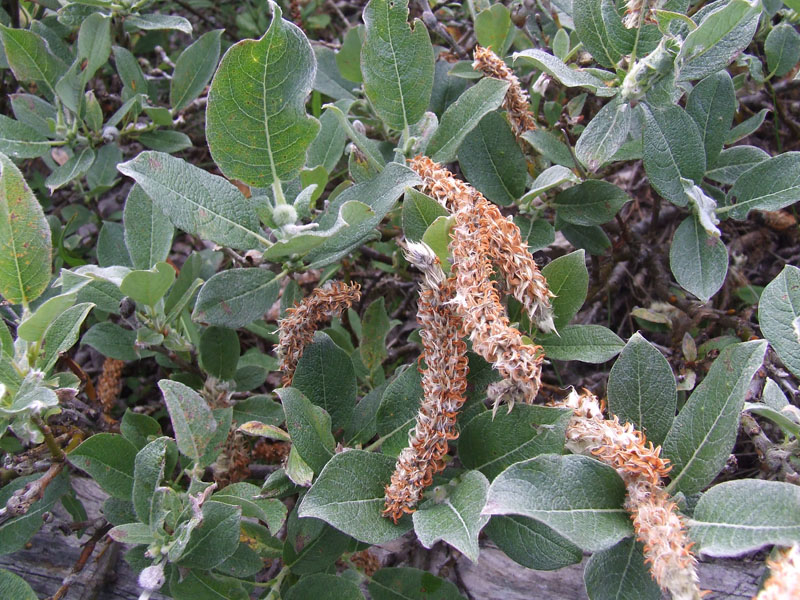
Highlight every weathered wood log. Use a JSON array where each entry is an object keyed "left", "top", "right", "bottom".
[{"left": 2, "top": 478, "right": 766, "bottom": 599}]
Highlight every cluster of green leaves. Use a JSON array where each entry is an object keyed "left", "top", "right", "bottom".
[{"left": 1, "top": 0, "right": 800, "bottom": 599}]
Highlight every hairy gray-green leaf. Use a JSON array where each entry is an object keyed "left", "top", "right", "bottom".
[
  {"left": 685, "top": 72, "right": 735, "bottom": 168},
  {"left": 177, "top": 501, "right": 241, "bottom": 569},
  {"left": 368, "top": 567, "right": 465, "bottom": 600},
  {"left": 475, "top": 3, "right": 514, "bottom": 55},
  {"left": 572, "top": 0, "right": 621, "bottom": 68},
  {"left": 292, "top": 331, "right": 357, "bottom": 432},
  {"left": 458, "top": 111, "right": 527, "bottom": 206},
  {"left": 126, "top": 14, "right": 192, "bottom": 34},
  {"left": 513, "top": 49, "right": 617, "bottom": 96},
  {"left": 485, "top": 516, "right": 582, "bottom": 571},
  {"left": 765, "top": 23, "right": 800, "bottom": 78},
  {"left": 584, "top": 537, "right": 661, "bottom": 600},
  {"left": 158, "top": 379, "right": 217, "bottom": 462},
  {"left": 298, "top": 449, "right": 412, "bottom": 543},
  {"left": 278, "top": 387, "right": 335, "bottom": 473},
  {"left": 542, "top": 250, "right": 588, "bottom": 330},
  {"left": 725, "top": 108, "right": 769, "bottom": 145},
  {"left": 212, "top": 482, "right": 286, "bottom": 535},
  {"left": 576, "top": 97, "right": 633, "bottom": 171},
  {"left": 376, "top": 364, "right": 423, "bottom": 456},
  {"left": 426, "top": 77, "right": 509, "bottom": 163},
  {"left": 0, "top": 115, "right": 50, "bottom": 159},
  {"left": 304, "top": 163, "right": 420, "bottom": 268},
  {"left": 669, "top": 215, "right": 728, "bottom": 303},
  {"left": 402, "top": 188, "right": 448, "bottom": 242},
  {"left": 120, "top": 262, "right": 175, "bottom": 307},
  {"left": 483, "top": 454, "right": 632, "bottom": 552},
  {"left": 663, "top": 340, "right": 767, "bottom": 495},
  {"left": 132, "top": 437, "right": 169, "bottom": 526},
  {"left": 117, "top": 152, "right": 266, "bottom": 250},
  {"left": 459, "top": 405, "right": 571, "bottom": 480},
  {"left": 37, "top": 302, "right": 94, "bottom": 372},
  {"left": 82, "top": 322, "right": 140, "bottom": 362},
  {"left": 0, "top": 24, "right": 66, "bottom": 96},
  {"left": 690, "top": 479, "right": 800, "bottom": 556},
  {"left": 68, "top": 433, "right": 137, "bottom": 499},
  {"left": 608, "top": 332, "right": 676, "bottom": 446},
  {"left": 413, "top": 471, "right": 490, "bottom": 562},
  {"left": 285, "top": 574, "right": 365, "bottom": 600},
  {"left": 170, "top": 570, "right": 248, "bottom": 600},
  {"left": 123, "top": 184, "right": 173, "bottom": 270},
  {"left": 199, "top": 326, "right": 240, "bottom": 380},
  {"left": 10, "top": 94, "right": 56, "bottom": 139},
  {"left": 171, "top": 29, "right": 222, "bottom": 111},
  {"left": 724, "top": 152, "right": 800, "bottom": 220},
  {"left": 759, "top": 265, "right": 800, "bottom": 378},
  {"left": 554, "top": 180, "right": 631, "bottom": 227},
  {"left": 77, "top": 13, "right": 111, "bottom": 82},
  {"left": 206, "top": 3, "right": 319, "bottom": 187},
  {"left": 540, "top": 325, "right": 624, "bottom": 363},
  {"left": 642, "top": 104, "right": 705, "bottom": 206},
  {"left": 307, "top": 102, "right": 350, "bottom": 174},
  {"left": 17, "top": 293, "right": 76, "bottom": 342},
  {"left": 45, "top": 147, "right": 95, "bottom": 192},
  {"left": 0, "top": 152, "right": 52, "bottom": 306},
  {"left": 521, "top": 129, "right": 575, "bottom": 168},
  {"left": 705, "top": 145, "right": 769, "bottom": 186},
  {"left": 362, "top": 0, "right": 434, "bottom": 131},
  {"left": 676, "top": 0, "right": 760, "bottom": 81},
  {"left": 193, "top": 268, "right": 281, "bottom": 328}
]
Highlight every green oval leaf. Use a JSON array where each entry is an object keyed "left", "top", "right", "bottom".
[
  {"left": 158, "top": 379, "right": 217, "bottom": 462},
  {"left": 0, "top": 152, "right": 52, "bottom": 306},
  {"left": 117, "top": 152, "right": 267, "bottom": 250},
  {"left": 554, "top": 180, "right": 631, "bottom": 227},
  {"left": 663, "top": 340, "right": 767, "bottom": 495},
  {"left": 206, "top": 3, "right": 319, "bottom": 187},
  {"left": 669, "top": 215, "right": 728, "bottom": 303},
  {"left": 685, "top": 72, "right": 735, "bottom": 169},
  {"left": 759, "top": 265, "right": 800, "bottom": 378},
  {"left": 412, "top": 471, "right": 490, "bottom": 562},
  {"left": 642, "top": 104, "right": 705, "bottom": 206},
  {"left": 541, "top": 250, "right": 589, "bottom": 332},
  {"left": 459, "top": 405, "right": 571, "bottom": 480},
  {"left": 369, "top": 567, "right": 466, "bottom": 600},
  {"left": 426, "top": 77, "right": 510, "bottom": 163},
  {"left": 724, "top": 152, "right": 800, "bottom": 220},
  {"left": 607, "top": 332, "right": 677, "bottom": 446},
  {"left": 484, "top": 515, "right": 582, "bottom": 571},
  {"left": 539, "top": 324, "right": 624, "bottom": 363},
  {"left": 293, "top": 331, "right": 357, "bottom": 432},
  {"left": 68, "top": 433, "right": 138, "bottom": 499},
  {"left": 584, "top": 537, "right": 661, "bottom": 600},
  {"left": 483, "top": 454, "right": 633, "bottom": 552},
  {"left": 192, "top": 268, "right": 282, "bottom": 328},
  {"left": 690, "top": 479, "right": 800, "bottom": 556},
  {"left": 362, "top": 0, "right": 434, "bottom": 131},
  {"left": 298, "top": 449, "right": 413, "bottom": 544},
  {"left": 458, "top": 111, "right": 528, "bottom": 206}
]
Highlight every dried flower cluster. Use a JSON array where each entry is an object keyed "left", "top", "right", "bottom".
[
  {"left": 383, "top": 242, "right": 469, "bottom": 523},
  {"left": 276, "top": 280, "right": 361, "bottom": 385},
  {"left": 622, "top": 0, "right": 662, "bottom": 28},
  {"left": 96, "top": 357, "right": 124, "bottom": 416},
  {"left": 473, "top": 45, "right": 536, "bottom": 136},
  {"left": 756, "top": 545, "right": 800, "bottom": 600},
  {"left": 409, "top": 155, "right": 553, "bottom": 405},
  {"left": 553, "top": 389, "right": 701, "bottom": 600}
]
